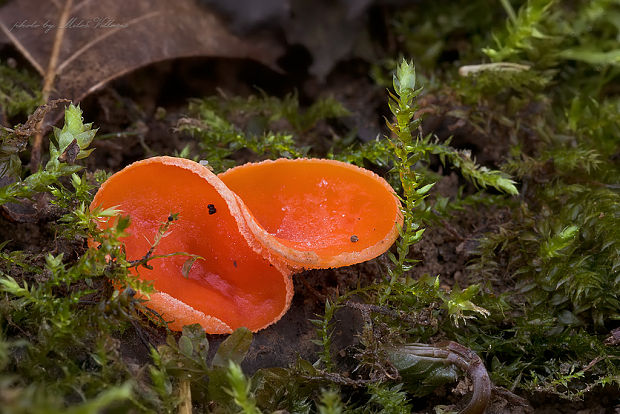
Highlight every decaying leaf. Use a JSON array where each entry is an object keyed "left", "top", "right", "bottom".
[
  {"left": 1, "top": 193, "right": 57, "bottom": 223},
  {"left": 386, "top": 341, "right": 492, "bottom": 414},
  {"left": 204, "top": 0, "right": 375, "bottom": 78},
  {"left": 605, "top": 327, "right": 620, "bottom": 346},
  {"left": 0, "top": 0, "right": 283, "bottom": 102},
  {"left": 57, "top": 138, "right": 79, "bottom": 163}
]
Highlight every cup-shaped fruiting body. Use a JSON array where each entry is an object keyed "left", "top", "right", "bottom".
[
  {"left": 91, "top": 156, "right": 402, "bottom": 333},
  {"left": 218, "top": 158, "right": 403, "bottom": 270},
  {"left": 90, "top": 156, "right": 293, "bottom": 334}
]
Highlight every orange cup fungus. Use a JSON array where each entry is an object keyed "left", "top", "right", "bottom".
[
  {"left": 90, "top": 156, "right": 402, "bottom": 334},
  {"left": 219, "top": 158, "right": 403, "bottom": 270}
]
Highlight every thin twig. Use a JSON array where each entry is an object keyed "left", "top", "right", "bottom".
[
  {"left": 491, "top": 386, "right": 533, "bottom": 412},
  {"left": 345, "top": 300, "right": 433, "bottom": 326},
  {"left": 178, "top": 379, "right": 192, "bottom": 414},
  {"left": 582, "top": 356, "right": 604, "bottom": 373},
  {"left": 42, "top": 0, "right": 73, "bottom": 102},
  {"left": 128, "top": 214, "right": 178, "bottom": 269},
  {"left": 129, "top": 318, "right": 153, "bottom": 351},
  {"left": 298, "top": 272, "right": 326, "bottom": 302},
  {"left": 0, "top": 25, "right": 44, "bottom": 74},
  {"left": 30, "top": 0, "right": 73, "bottom": 172},
  {"left": 300, "top": 370, "right": 374, "bottom": 387}
]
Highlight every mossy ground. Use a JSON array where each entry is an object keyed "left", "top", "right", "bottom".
[{"left": 1, "top": 0, "right": 619, "bottom": 412}]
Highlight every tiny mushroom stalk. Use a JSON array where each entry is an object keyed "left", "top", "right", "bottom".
[{"left": 90, "top": 156, "right": 402, "bottom": 334}]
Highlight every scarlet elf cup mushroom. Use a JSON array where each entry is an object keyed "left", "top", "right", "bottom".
[{"left": 90, "top": 156, "right": 402, "bottom": 334}]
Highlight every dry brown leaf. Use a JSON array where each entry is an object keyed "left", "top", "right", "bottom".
[{"left": 0, "top": 0, "right": 282, "bottom": 102}]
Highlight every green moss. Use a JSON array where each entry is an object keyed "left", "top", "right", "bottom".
[
  {"left": 1, "top": 0, "right": 620, "bottom": 410},
  {"left": 0, "top": 61, "right": 41, "bottom": 120}
]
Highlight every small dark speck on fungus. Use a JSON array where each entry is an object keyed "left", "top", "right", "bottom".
[
  {"left": 350, "top": 235, "right": 359, "bottom": 243},
  {"left": 208, "top": 204, "right": 216, "bottom": 215}
]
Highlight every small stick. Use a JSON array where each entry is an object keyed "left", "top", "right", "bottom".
[
  {"left": 178, "top": 379, "right": 192, "bottom": 414},
  {"left": 298, "top": 272, "right": 326, "bottom": 302},
  {"left": 344, "top": 300, "right": 433, "bottom": 326}
]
